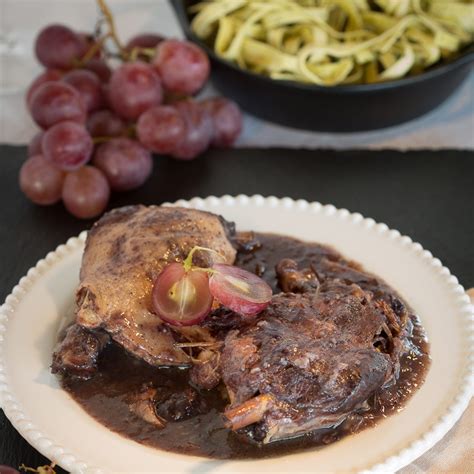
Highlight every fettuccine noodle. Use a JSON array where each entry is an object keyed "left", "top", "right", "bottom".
[{"left": 190, "top": 0, "right": 474, "bottom": 85}]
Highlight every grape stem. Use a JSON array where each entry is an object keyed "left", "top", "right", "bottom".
[
  {"left": 96, "top": 0, "right": 127, "bottom": 60},
  {"left": 129, "top": 46, "right": 156, "bottom": 61},
  {"left": 19, "top": 463, "right": 56, "bottom": 474},
  {"left": 79, "top": 34, "right": 110, "bottom": 64},
  {"left": 92, "top": 136, "right": 113, "bottom": 145},
  {"left": 174, "top": 341, "right": 222, "bottom": 348},
  {"left": 92, "top": 124, "right": 136, "bottom": 145},
  {"left": 183, "top": 246, "right": 224, "bottom": 272}
]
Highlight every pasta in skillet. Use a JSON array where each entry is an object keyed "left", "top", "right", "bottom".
[{"left": 190, "top": 0, "right": 474, "bottom": 85}]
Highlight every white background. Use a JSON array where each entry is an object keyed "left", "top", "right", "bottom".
[{"left": 0, "top": 0, "right": 473, "bottom": 149}]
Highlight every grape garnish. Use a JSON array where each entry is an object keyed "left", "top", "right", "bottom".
[
  {"left": 209, "top": 264, "right": 272, "bottom": 316},
  {"left": 152, "top": 262, "right": 214, "bottom": 327},
  {"left": 152, "top": 247, "right": 272, "bottom": 326}
]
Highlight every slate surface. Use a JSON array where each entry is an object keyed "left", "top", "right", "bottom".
[{"left": 0, "top": 146, "right": 473, "bottom": 471}]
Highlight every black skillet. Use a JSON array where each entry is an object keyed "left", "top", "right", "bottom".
[{"left": 171, "top": 0, "right": 474, "bottom": 132}]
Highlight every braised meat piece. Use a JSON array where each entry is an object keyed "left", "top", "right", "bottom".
[
  {"left": 127, "top": 384, "right": 166, "bottom": 428},
  {"left": 221, "top": 280, "right": 404, "bottom": 443},
  {"left": 276, "top": 258, "right": 319, "bottom": 293},
  {"left": 72, "top": 205, "right": 236, "bottom": 368},
  {"left": 189, "top": 349, "right": 221, "bottom": 390},
  {"left": 51, "top": 324, "right": 109, "bottom": 379},
  {"left": 155, "top": 387, "right": 207, "bottom": 421}
]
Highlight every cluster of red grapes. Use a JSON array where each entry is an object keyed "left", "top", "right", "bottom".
[{"left": 21, "top": 22, "right": 243, "bottom": 219}]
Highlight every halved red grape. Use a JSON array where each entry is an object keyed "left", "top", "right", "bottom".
[
  {"left": 136, "top": 105, "right": 185, "bottom": 154},
  {"left": 43, "top": 121, "right": 93, "bottom": 171},
  {"left": 28, "top": 131, "right": 45, "bottom": 156},
  {"left": 26, "top": 69, "right": 62, "bottom": 110},
  {"left": 93, "top": 138, "right": 153, "bottom": 191},
  {"left": 152, "top": 263, "right": 213, "bottom": 326},
  {"left": 108, "top": 61, "right": 163, "bottom": 120},
  {"left": 209, "top": 264, "right": 272, "bottom": 317},
  {"left": 152, "top": 39, "right": 210, "bottom": 95},
  {"left": 172, "top": 100, "right": 213, "bottom": 160},
  {"left": 30, "top": 82, "right": 86, "bottom": 129},
  {"left": 35, "top": 24, "right": 86, "bottom": 69},
  {"left": 19, "top": 154, "right": 65, "bottom": 205},
  {"left": 62, "top": 166, "right": 110, "bottom": 219},
  {"left": 87, "top": 110, "right": 125, "bottom": 137},
  {"left": 200, "top": 98, "right": 243, "bottom": 147},
  {"left": 83, "top": 59, "right": 112, "bottom": 83},
  {"left": 62, "top": 69, "right": 103, "bottom": 112}
]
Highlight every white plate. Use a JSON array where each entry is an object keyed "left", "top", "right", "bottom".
[{"left": 0, "top": 195, "right": 472, "bottom": 474}]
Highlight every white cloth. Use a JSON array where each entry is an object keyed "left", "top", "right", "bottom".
[{"left": 0, "top": 0, "right": 473, "bottom": 149}]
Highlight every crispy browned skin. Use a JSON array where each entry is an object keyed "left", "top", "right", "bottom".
[
  {"left": 51, "top": 324, "right": 110, "bottom": 379},
  {"left": 75, "top": 205, "right": 236, "bottom": 367}
]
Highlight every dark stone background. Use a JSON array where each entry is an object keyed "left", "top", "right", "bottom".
[{"left": 1, "top": 146, "right": 473, "bottom": 471}]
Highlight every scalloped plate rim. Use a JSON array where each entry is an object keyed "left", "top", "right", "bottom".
[{"left": 0, "top": 194, "right": 472, "bottom": 474}]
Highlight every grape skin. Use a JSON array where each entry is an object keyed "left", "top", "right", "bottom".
[
  {"left": 93, "top": 138, "right": 153, "bottom": 191},
  {"left": 136, "top": 105, "right": 185, "bottom": 154},
  {"left": 152, "top": 263, "right": 213, "bottom": 326},
  {"left": 209, "top": 264, "right": 272, "bottom": 317},
  {"left": 200, "top": 98, "right": 243, "bottom": 147},
  {"left": 172, "top": 100, "right": 213, "bottom": 160},
  {"left": 42, "top": 121, "right": 93, "bottom": 171},
  {"left": 63, "top": 69, "right": 104, "bottom": 112},
  {"left": 35, "top": 24, "right": 86, "bottom": 69},
  {"left": 26, "top": 69, "right": 62, "bottom": 110},
  {"left": 19, "top": 154, "right": 65, "bottom": 205},
  {"left": 152, "top": 39, "right": 210, "bottom": 95},
  {"left": 30, "top": 82, "right": 86, "bottom": 129},
  {"left": 87, "top": 110, "right": 125, "bottom": 138},
  {"left": 62, "top": 166, "right": 110, "bottom": 219},
  {"left": 108, "top": 61, "right": 163, "bottom": 120},
  {"left": 28, "top": 131, "right": 45, "bottom": 156},
  {"left": 23, "top": 22, "right": 244, "bottom": 218},
  {"left": 83, "top": 59, "right": 112, "bottom": 83}
]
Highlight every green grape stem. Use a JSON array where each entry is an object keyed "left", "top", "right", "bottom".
[
  {"left": 128, "top": 46, "right": 157, "bottom": 61},
  {"left": 79, "top": 34, "right": 109, "bottom": 64},
  {"left": 19, "top": 464, "right": 56, "bottom": 474},
  {"left": 96, "top": 0, "right": 127, "bottom": 60},
  {"left": 183, "top": 246, "right": 224, "bottom": 272},
  {"left": 92, "top": 136, "right": 113, "bottom": 145}
]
